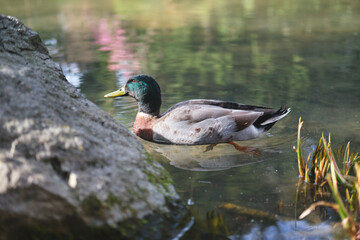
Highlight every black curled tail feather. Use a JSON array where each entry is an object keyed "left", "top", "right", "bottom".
[{"left": 253, "top": 106, "right": 291, "bottom": 131}]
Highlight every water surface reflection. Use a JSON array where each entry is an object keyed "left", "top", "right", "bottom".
[{"left": 141, "top": 133, "right": 294, "bottom": 171}]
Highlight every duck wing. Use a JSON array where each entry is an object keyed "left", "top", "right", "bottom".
[
  {"left": 154, "top": 100, "right": 285, "bottom": 144},
  {"left": 165, "top": 99, "right": 290, "bottom": 128},
  {"left": 162, "top": 99, "right": 272, "bottom": 115}
]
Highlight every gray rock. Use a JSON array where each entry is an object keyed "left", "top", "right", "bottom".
[{"left": 0, "top": 15, "right": 186, "bottom": 238}]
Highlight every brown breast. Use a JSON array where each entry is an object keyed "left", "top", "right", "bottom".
[{"left": 133, "top": 113, "right": 154, "bottom": 141}]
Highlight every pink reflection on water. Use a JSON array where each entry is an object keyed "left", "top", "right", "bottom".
[{"left": 93, "top": 18, "right": 140, "bottom": 80}]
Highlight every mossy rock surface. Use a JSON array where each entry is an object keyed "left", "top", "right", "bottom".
[{"left": 0, "top": 15, "right": 187, "bottom": 239}]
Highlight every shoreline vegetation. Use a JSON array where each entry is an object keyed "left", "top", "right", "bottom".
[{"left": 295, "top": 117, "right": 360, "bottom": 239}]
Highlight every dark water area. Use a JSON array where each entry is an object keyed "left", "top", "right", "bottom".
[{"left": 1, "top": 0, "right": 360, "bottom": 239}]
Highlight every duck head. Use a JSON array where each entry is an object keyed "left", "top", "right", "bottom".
[{"left": 104, "top": 75, "right": 162, "bottom": 116}]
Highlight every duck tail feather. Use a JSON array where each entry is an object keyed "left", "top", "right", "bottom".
[
  {"left": 252, "top": 107, "right": 290, "bottom": 131},
  {"left": 260, "top": 107, "right": 291, "bottom": 126}
]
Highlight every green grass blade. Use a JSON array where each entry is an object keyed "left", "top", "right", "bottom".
[
  {"left": 355, "top": 163, "right": 360, "bottom": 209},
  {"left": 344, "top": 142, "right": 350, "bottom": 175},
  {"left": 296, "top": 117, "right": 305, "bottom": 177},
  {"left": 322, "top": 135, "right": 352, "bottom": 187},
  {"left": 311, "top": 138, "right": 323, "bottom": 178},
  {"left": 327, "top": 172, "right": 348, "bottom": 220}
]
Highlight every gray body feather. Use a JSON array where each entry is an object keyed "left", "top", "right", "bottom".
[{"left": 151, "top": 99, "right": 290, "bottom": 144}]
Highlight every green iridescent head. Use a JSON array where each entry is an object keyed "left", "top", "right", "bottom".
[{"left": 105, "top": 75, "right": 162, "bottom": 116}]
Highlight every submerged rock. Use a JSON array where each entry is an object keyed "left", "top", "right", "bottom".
[{"left": 0, "top": 15, "right": 187, "bottom": 239}]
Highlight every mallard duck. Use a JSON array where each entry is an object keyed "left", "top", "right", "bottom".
[{"left": 104, "top": 75, "right": 290, "bottom": 146}]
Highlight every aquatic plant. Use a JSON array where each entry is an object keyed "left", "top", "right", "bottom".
[
  {"left": 294, "top": 118, "right": 359, "bottom": 186},
  {"left": 295, "top": 118, "right": 360, "bottom": 238}
]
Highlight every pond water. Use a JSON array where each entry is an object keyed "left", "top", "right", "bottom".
[{"left": 2, "top": 0, "right": 360, "bottom": 239}]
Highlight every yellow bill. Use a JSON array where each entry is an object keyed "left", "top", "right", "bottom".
[{"left": 104, "top": 86, "right": 126, "bottom": 98}]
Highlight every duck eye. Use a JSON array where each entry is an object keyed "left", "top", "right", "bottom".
[
  {"left": 126, "top": 79, "right": 137, "bottom": 84},
  {"left": 128, "top": 79, "right": 137, "bottom": 84}
]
